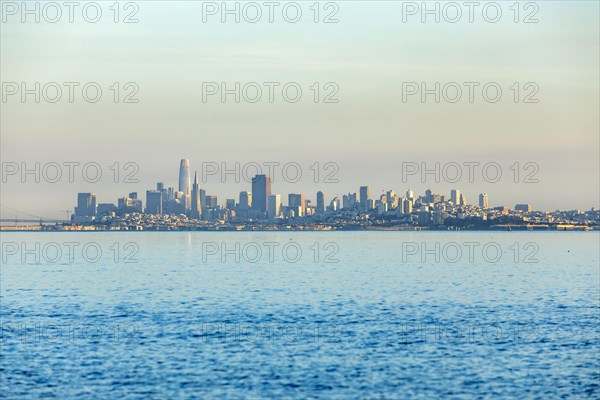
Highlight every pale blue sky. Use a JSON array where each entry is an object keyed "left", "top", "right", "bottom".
[{"left": 1, "top": 1, "right": 598, "bottom": 217}]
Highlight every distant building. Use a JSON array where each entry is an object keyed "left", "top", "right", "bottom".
[
  {"left": 97, "top": 203, "right": 116, "bottom": 216},
  {"left": 360, "top": 186, "right": 370, "bottom": 210},
  {"left": 329, "top": 197, "right": 340, "bottom": 212},
  {"left": 251, "top": 175, "right": 271, "bottom": 212},
  {"left": 179, "top": 159, "right": 191, "bottom": 198},
  {"left": 343, "top": 193, "right": 357, "bottom": 209},
  {"left": 403, "top": 198, "right": 413, "bottom": 214},
  {"left": 118, "top": 196, "right": 142, "bottom": 213},
  {"left": 459, "top": 194, "right": 467, "bottom": 206},
  {"left": 267, "top": 194, "right": 281, "bottom": 220},
  {"left": 238, "top": 191, "right": 252, "bottom": 210},
  {"left": 205, "top": 196, "right": 218, "bottom": 208},
  {"left": 515, "top": 204, "right": 532, "bottom": 212},
  {"left": 479, "top": 193, "right": 489, "bottom": 209},
  {"left": 75, "top": 193, "right": 96, "bottom": 220},
  {"left": 190, "top": 172, "right": 202, "bottom": 219},
  {"left": 146, "top": 190, "right": 163, "bottom": 214},
  {"left": 288, "top": 194, "right": 306, "bottom": 216},
  {"left": 451, "top": 189, "right": 460, "bottom": 205},
  {"left": 226, "top": 199, "right": 236, "bottom": 210},
  {"left": 316, "top": 191, "right": 325, "bottom": 214}
]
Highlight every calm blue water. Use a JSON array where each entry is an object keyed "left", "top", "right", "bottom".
[{"left": 1, "top": 232, "right": 598, "bottom": 399}]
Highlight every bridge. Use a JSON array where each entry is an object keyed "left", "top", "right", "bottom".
[{"left": 0, "top": 219, "right": 68, "bottom": 224}]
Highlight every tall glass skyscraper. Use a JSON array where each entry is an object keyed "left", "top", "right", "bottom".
[{"left": 179, "top": 159, "right": 191, "bottom": 196}]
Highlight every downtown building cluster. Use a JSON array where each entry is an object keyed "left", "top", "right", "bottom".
[{"left": 71, "top": 159, "right": 598, "bottom": 230}]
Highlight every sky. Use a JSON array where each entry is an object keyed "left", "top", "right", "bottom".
[{"left": 1, "top": 1, "right": 599, "bottom": 218}]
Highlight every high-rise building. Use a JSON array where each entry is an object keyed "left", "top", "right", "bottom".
[
  {"left": 267, "top": 194, "right": 281, "bottom": 220},
  {"left": 406, "top": 189, "right": 414, "bottom": 200},
  {"left": 179, "top": 159, "right": 191, "bottom": 197},
  {"left": 459, "top": 194, "right": 466, "bottom": 206},
  {"left": 97, "top": 203, "right": 116, "bottom": 216},
  {"left": 403, "top": 198, "right": 413, "bottom": 214},
  {"left": 200, "top": 189, "right": 206, "bottom": 212},
  {"left": 451, "top": 189, "right": 460, "bottom": 205},
  {"left": 205, "top": 196, "right": 218, "bottom": 208},
  {"left": 225, "top": 199, "right": 236, "bottom": 210},
  {"left": 288, "top": 194, "right": 306, "bottom": 216},
  {"left": 75, "top": 193, "right": 97, "bottom": 219},
  {"left": 190, "top": 172, "right": 202, "bottom": 219},
  {"left": 316, "top": 191, "right": 325, "bottom": 214},
  {"left": 146, "top": 190, "right": 163, "bottom": 214},
  {"left": 360, "top": 186, "right": 370, "bottom": 209},
  {"left": 251, "top": 175, "right": 271, "bottom": 212},
  {"left": 238, "top": 191, "right": 252, "bottom": 210},
  {"left": 119, "top": 195, "right": 143, "bottom": 213},
  {"left": 479, "top": 193, "right": 489, "bottom": 209},
  {"left": 425, "top": 189, "right": 433, "bottom": 203}
]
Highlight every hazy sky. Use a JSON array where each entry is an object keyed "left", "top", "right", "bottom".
[{"left": 1, "top": 1, "right": 599, "bottom": 218}]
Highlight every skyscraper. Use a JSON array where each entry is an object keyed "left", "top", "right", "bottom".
[
  {"left": 316, "top": 191, "right": 325, "bottom": 214},
  {"left": 238, "top": 191, "right": 252, "bottom": 210},
  {"left": 251, "top": 175, "right": 271, "bottom": 212},
  {"left": 146, "top": 190, "right": 162, "bottom": 214},
  {"left": 267, "top": 194, "right": 281, "bottom": 220},
  {"left": 360, "top": 186, "right": 370, "bottom": 209},
  {"left": 288, "top": 193, "right": 306, "bottom": 216},
  {"left": 479, "top": 193, "right": 489, "bottom": 209},
  {"left": 403, "top": 198, "right": 413, "bottom": 214},
  {"left": 75, "top": 193, "right": 97, "bottom": 219},
  {"left": 178, "top": 159, "right": 191, "bottom": 197},
  {"left": 190, "top": 172, "right": 202, "bottom": 219},
  {"left": 451, "top": 189, "right": 460, "bottom": 205}
]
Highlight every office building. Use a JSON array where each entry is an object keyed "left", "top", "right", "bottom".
[
  {"left": 360, "top": 186, "right": 370, "bottom": 209},
  {"left": 316, "top": 191, "right": 325, "bottom": 214},
  {"left": 179, "top": 159, "right": 191, "bottom": 197},
  {"left": 226, "top": 199, "right": 236, "bottom": 210},
  {"left": 479, "top": 193, "right": 489, "bottom": 209},
  {"left": 288, "top": 194, "right": 306, "bottom": 216},
  {"left": 251, "top": 175, "right": 271, "bottom": 212},
  {"left": 75, "top": 193, "right": 97, "bottom": 219},
  {"left": 239, "top": 191, "right": 252, "bottom": 210},
  {"left": 146, "top": 190, "right": 163, "bottom": 214},
  {"left": 451, "top": 189, "right": 460, "bottom": 205},
  {"left": 267, "top": 194, "right": 281, "bottom": 220}
]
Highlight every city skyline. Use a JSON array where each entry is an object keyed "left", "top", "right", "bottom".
[
  {"left": 1, "top": 156, "right": 598, "bottom": 222},
  {"left": 51, "top": 158, "right": 596, "bottom": 231}
]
